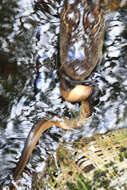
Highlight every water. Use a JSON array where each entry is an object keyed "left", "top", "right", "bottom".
[{"left": 0, "top": 0, "right": 127, "bottom": 189}]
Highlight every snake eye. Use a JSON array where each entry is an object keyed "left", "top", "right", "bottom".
[
  {"left": 83, "top": 11, "right": 99, "bottom": 34},
  {"left": 64, "top": 9, "right": 80, "bottom": 32}
]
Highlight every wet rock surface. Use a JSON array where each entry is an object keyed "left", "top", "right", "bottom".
[{"left": 34, "top": 127, "right": 127, "bottom": 190}]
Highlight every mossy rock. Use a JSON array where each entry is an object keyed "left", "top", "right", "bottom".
[{"left": 33, "top": 127, "right": 127, "bottom": 190}]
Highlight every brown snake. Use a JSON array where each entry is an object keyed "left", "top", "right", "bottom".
[{"left": 13, "top": 0, "right": 127, "bottom": 179}]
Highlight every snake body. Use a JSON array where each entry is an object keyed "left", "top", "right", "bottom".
[
  {"left": 13, "top": 119, "right": 75, "bottom": 179},
  {"left": 13, "top": 86, "right": 91, "bottom": 179}
]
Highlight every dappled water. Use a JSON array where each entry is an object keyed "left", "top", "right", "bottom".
[{"left": 0, "top": 0, "right": 127, "bottom": 189}]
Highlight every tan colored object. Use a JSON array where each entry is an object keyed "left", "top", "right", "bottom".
[{"left": 60, "top": 85, "right": 92, "bottom": 102}]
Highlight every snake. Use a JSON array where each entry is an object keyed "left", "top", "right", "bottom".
[{"left": 13, "top": 0, "right": 126, "bottom": 179}]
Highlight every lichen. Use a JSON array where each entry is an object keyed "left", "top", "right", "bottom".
[{"left": 33, "top": 128, "right": 127, "bottom": 190}]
